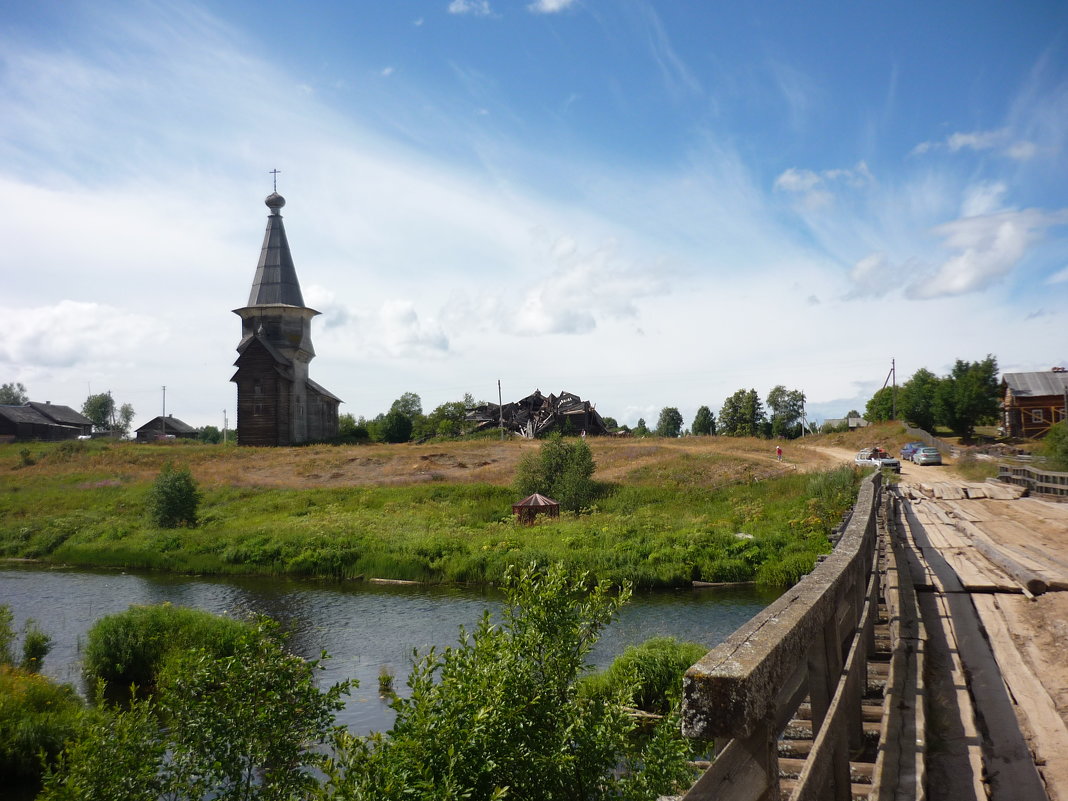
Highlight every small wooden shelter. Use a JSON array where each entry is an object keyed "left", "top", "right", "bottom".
[{"left": 512, "top": 493, "right": 560, "bottom": 525}]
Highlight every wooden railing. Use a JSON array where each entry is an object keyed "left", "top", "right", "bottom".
[
  {"left": 997, "top": 463, "right": 1068, "bottom": 499},
  {"left": 680, "top": 472, "right": 885, "bottom": 800}
]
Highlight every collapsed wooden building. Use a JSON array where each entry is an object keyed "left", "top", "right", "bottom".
[{"left": 466, "top": 390, "right": 608, "bottom": 438}]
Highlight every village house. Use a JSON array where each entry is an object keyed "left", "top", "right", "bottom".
[
  {"left": 1001, "top": 368, "right": 1068, "bottom": 439},
  {"left": 135, "top": 415, "right": 198, "bottom": 442},
  {"left": 0, "top": 402, "right": 94, "bottom": 443}
]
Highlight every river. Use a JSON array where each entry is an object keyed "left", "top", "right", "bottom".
[{"left": 0, "top": 565, "right": 778, "bottom": 734}]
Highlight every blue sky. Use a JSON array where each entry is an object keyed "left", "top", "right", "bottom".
[{"left": 2, "top": 0, "right": 1066, "bottom": 432}]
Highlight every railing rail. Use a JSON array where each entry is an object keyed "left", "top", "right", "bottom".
[
  {"left": 997, "top": 463, "right": 1068, "bottom": 499},
  {"left": 681, "top": 472, "right": 884, "bottom": 800}
]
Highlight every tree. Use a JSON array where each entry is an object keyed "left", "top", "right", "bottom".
[
  {"left": 600, "top": 416, "right": 618, "bottom": 431},
  {"left": 691, "top": 406, "right": 715, "bottom": 436},
  {"left": 390, "top": 392, "right": 423, "bottom": 419},
  {"left": 147, "top": 463, "right": 200, "bottom": 528},
  {"left": 899, "top": 368, "right": 940, "bottom": 432},
  {"left": 82, "top": 393, "right": 116, "bottom": 431},
  {"left": 0, "top": 382, "right": 28, "bottom": 405},
  {"left": 116, "top": 403, "right": 135, "bottom": 437},
  {"left": 719, "top": 389, "right": 765, "bottom": 437},
  {"left": 198, "top": 426, "right": 223, "bottom": 444},
  {"left": 338, "top": 413, "right": 370, "bottom": 443},
  {"left": 633, "top": 418, "right": 649, "bottom": 436},
  {"left": 864, "top": 387, "right": 895, "bottom": 422},
  {"left": 654, "top": 407, "right": 683, "bottom": 438},
  {"left": 933, "top": 355, "right": 1000, "bottom": 440},
  {"left": 321, "top": 564, "right": 693, "bottom": 800},
  {"left": 378, "top": 410, "right": 413, "bottom": 443},
  {"left": 766, "top": 386, "right": 806, "bottom": 439},
  {"left": 514, "top": 433, "right": 597, "bottom": 511}
]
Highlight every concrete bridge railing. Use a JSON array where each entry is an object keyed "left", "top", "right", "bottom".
[{"left": 681, "top": 471, "right": 884, "bottom": 800}]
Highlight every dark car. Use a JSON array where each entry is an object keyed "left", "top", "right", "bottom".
[{"left": 900, "top": 441, "right": 925, "bottom": 461}]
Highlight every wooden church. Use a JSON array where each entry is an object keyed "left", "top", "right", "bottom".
[{"left": 231, "top": 192, "right": 340, "bottom": 445}]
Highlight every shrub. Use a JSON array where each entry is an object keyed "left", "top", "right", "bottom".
[
  {"left": 0, "top": 665, "right": 88, "bottom": 781},
  {"left": 82, "top": 603, "right": 250, "bottom": 691},
  {"left": 580, "top": 636, "right": 708, "bottom": 714},
  {"left": 146, "top": 462, "right": 200, "bottom": 528},
  {"left": 20, "top": 619, "right": 52, "bottom": 673},
  {"left": 514, "top": 433, "right": 597, "bottom": 511},
  {"left": 1040, "top": 421, "right": 1068, "bottom": 472}
]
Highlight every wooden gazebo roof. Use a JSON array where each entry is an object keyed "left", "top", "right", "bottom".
[{"left": 512, "top": 493, "right": 560, "bottom": 524}]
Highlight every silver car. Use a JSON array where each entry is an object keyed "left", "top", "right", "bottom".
[{"left": 913, "top": 447, "right": 942, "bottom": 466}]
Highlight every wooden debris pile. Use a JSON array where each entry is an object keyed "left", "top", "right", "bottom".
[{"left": 466, "top": 389, "right": 608, "bottom": 438}]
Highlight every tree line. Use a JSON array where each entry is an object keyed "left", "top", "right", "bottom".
[{"left": 864, "top": 355, "right": 1000, "bottom": 440}]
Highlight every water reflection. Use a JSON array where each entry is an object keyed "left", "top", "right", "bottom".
[{"left": 0, "top": 565, "right": 777, "bottom": 734}]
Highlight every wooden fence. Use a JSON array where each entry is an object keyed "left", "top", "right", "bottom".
[
  {"left": 997, "top": 463, "right": 1068, "bottom": 500},
  {"left": 680, "top": 472, "right": 889, "bottom": 800}
]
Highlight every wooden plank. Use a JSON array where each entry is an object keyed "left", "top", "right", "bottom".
[{"left": 972, "top": 594, "right": 1068, "bottom": 798}]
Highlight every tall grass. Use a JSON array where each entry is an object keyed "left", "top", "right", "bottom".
[
  {"left": 579, "top": 637, "right": 708, "bottom": 714},
  {"left": 1, "top": 438, "right": 860, "bottom": 588},
  {"left": 0, "top": 665, "right": 89, "bottom": 782}
]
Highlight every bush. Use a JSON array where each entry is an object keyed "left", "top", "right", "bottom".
[
  {"left": 514, "top": 434, "right": 597, "bottom": 511},
  {"left": 82, "top": 603, "right": 251, "bottom": 691},
  {"left": 146, "top": 462, "right": 200, "bottom": 528},
  {"left": 20, "top": 619, "right": 52, "bottom": 673},
  {"left": 1040, "top": 421, "right": 1068, "bottom": 472},
  {"left": 580, "top": 636, "right": 707, "bottom": 714},
  {"left": 0, "top": 665, "right": 88, "bottom": 781}
]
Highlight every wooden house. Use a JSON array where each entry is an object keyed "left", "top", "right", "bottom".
[
  {"left": 467, "top": 389, "right": 608, "bottom": 438},
  {"left": 1001, "top": 369, "right": 1068, "bottom": 439},
  {"left": 0, "top": 404, "right": 87, "bottom": 442},
  {"left": 231, "top": 192, "right": 340, "bottom": 446},
  {"left": 26, "top": 402, "right": 94, "bottom": 436},
  {"left": 135, "top": 415, "right": 198, "bottom": 442}
]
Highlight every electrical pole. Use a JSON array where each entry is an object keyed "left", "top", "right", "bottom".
[
  {"left": 161, "top": 386, "right": 166, "bottom": 440},
  {"left": 223, "top": 409, "right": 228, "bottom": 444},
  {"left": 891, "top": 358, "right": 897, "bottom": 421},
  {"left": 498, "top": 380, "right": 504, "bottom": 441}
]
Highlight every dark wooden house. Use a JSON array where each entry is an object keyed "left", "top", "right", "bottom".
[
  {"left": 0, "top": 402, "right": 91, "bottom": 442},
  {"left": 135, "top": 415, "right": 198, "bottom": 442},
  {"left": 467, "top": 390, "right": 608, "bottom": 438},
  {"left": 26, "top": 402, "right": 94, "bottom": 436},
  {"left": 231, "top": 193, "right": 340, "bottom": 446},
  {"left": 1001, "top": 369, "right": 1068, "bottom": 439}
]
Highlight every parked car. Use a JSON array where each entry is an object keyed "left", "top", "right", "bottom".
[
  {"left": 855, "top": 448, "right": 902, "bottom": 473},
  {"left": 913, "top": 447, "right": 942, "bottom": 466},
  {"left": 900, "top": 441, "right": 925, "bottom": 461}
]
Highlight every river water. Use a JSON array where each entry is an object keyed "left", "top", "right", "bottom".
[{"left": 0, "top": 565, "right": 778, "bottom": 734}]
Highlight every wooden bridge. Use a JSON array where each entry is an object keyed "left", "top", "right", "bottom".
[{"left": 679, "top": 470, "right": 1067, "bottom": 801}]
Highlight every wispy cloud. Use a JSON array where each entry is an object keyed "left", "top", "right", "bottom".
[
  {"left": 774, "top": 162, "right": 873, "bottom": 210},
  {"left": 907, "top": 208, "right": 1068, "bottom": 299},
  {"left": 528, "top": 0, "right": 577, "bottom": 12},
  {"left": 1047, "top": 265, "right": 1068, "bottom": 285},
  {"left": 448, "top": 0, "right": 493, "bottom": 17},
  {"left": 911, "top": 128, "right": 1037, "bottom": 160}
]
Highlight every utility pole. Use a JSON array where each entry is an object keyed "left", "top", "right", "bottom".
[
  {"left": 223, "top": 409, "right": 228, "bottom": 444},
  {"left": 161, "top": 386, "right": 166, "bottom": 440},
  {"left": 892, "top": 358, "right": 897, "bottom": 421},
  {"left": 498, "top": 380, "right": 504, "bottom": 441}
]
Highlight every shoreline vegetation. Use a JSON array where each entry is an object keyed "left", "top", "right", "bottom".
[{"left": 0, "top": 429, "right": 901, "bottom": 589}]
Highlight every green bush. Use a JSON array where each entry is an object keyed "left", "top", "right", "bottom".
[
  {"left": 514, "top": 433, "right": 597, "bottom": 511},
  {"left": 0, "top": 665, "right": 88, "bottom": 781},
  {"left": 1040, "top": 421, "right": 1068, "bottom": 471},
  {"left": 19, "top": 619, "right": 52, "bottom": 673},
  {"left": 82, "top": 603, "right": 251, "bottom": 691},
  {"left": 580, "top": 636, "right": 708, "bottom": 714},
  {"left": 146, "top": 462, "right": 200, "bottom": 528}
]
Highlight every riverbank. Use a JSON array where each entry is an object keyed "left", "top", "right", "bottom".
[{"left": 0, "top": 429, "right": 902, "bottom": 587}]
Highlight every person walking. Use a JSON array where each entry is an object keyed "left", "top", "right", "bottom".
[{"left": 776, "top": 445, "right": 783, "bottom": 461}]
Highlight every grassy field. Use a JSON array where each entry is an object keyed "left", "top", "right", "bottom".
[{"left": 0, "top": 428, "right": 902, "bottom": 588}]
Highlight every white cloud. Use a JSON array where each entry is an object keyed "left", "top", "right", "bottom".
[
  {"left": 960, "top": 181, "right": 1007, "bottom": 217},
  {"left": 907, "top": 208, "right": 1068, "bottom": 299},
  {"left": 0, "top": 301, "right": 165, "bottom": 369},
  {"left": 528, "top": 0, "right": 576, "bottom": 12},
  {"left": 911, "top": 128, "right": 1037, "bottom": 161},
  {"left": 380, "top": 66, "right": 395, "bottom": 78},
  {"left": 448, "top": 0, "right": 492, "bottom": 16},
  {"left": 774, "top": 162, "right": 873, "bottom": 210},
  {"left": 1047, "top": 265, "right": 1068, "bottom": 285}
]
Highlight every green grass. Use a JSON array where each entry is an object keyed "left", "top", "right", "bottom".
[{"left": 0, "top": 440, "right": 860, "bottom": 588}]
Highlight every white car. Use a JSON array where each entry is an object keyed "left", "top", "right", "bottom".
[{"left": 855, "top": 449, "right": 901, "bottom": 473}]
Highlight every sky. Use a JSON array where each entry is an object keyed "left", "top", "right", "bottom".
[{"left": 2, "top": 0, "right": 1067, "bottom": 433}]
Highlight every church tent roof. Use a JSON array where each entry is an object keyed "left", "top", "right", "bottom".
[{"left": 246, "top": 193, "right": 306, "bottom": 307}]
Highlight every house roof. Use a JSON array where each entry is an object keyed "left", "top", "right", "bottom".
[
  {"left": 306, "top": 378, "right": 342, "bottom": 404},
  {"left": 0, "top": 405, "right": 53, "bottom": 425},
  {"left": 246, "top": 193, "right": 306, "bottom": 308},
  {"left": 136, "top": 415, "right": 197, "bottom": 434},
  {"left": 26, "top": 402, "right": 93, "bottom": 427},
  {"left": 1002, "top": 371, "right": 1068, "bottom": 398},
  {"left": 513, "top": 493, "right": 559, "bottom": 508}
]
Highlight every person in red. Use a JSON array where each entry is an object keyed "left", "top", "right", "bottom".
[{"left": 776, "top": 445, "right": 783, "bottom": 461}]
